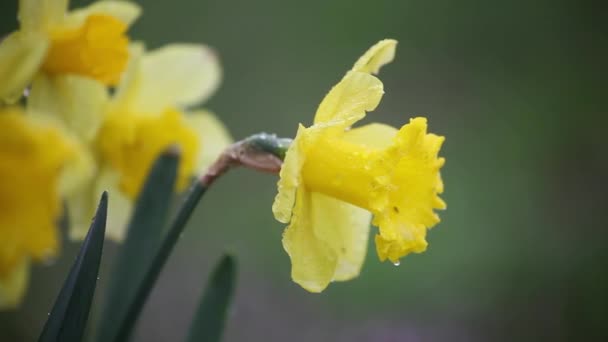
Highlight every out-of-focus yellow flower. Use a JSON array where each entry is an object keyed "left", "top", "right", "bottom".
[
  {"left": 29, "top": 42, "right": 230, "bottom": 241},
  {"left": 0, "top": 0, "right": 140, "bottom": 102},
  {"left": 0, "top": 106, "right": 84, "bottom": 308},
  {"left": 272, "top": 39, "right": 446, "bottom": 292}
]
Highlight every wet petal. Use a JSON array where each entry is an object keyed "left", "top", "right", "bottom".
[
  {"left": 309, "top": 192, "right": 371, "bottom": 282},
  {"left": 282, "top": 188, "right": 336, "bottom": 292},
  {"left": 313, "top": 71, "right": 383, "bottom": 128},
  {"left": 352, "top": 39, "right": 397, "bottom": 74},
  {"left": 272, "top": 125, "right": 306, "bottom": 223},
  {"left": 186, "top": 110, "right": 232, "bottom": 173},
  {"left": 373, "top": 117, "right": 446, "bottom": 263}
]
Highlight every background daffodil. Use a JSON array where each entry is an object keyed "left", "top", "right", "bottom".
[
  {"left": 29, "top": 42, "right": 231, "bottom": 241},
  {"left": 0, "top": 106, "right": 86, "bottom": 309},
  {"left": 272, "top": 39, "right": 446, "bottom": 292},
  {"left": 0, "top": 0, "right": 140, "bottom": 103}
]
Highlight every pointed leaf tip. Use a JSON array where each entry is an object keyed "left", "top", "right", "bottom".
[
  {"left": 38, "top": 192, "right": 107, "bottom": 342},
  {"left": 96, "top": 151, "right": 179, "bottom": 342}
]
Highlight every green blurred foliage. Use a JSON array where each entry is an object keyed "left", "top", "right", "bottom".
[{"left": 0, "top": 0, "right": 606, "bottom": 341}]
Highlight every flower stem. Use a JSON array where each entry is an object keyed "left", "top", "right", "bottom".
[{"left": 111, "top": 133, "right": 291, "bottom": 342}]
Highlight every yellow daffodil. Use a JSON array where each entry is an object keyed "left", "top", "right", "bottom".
[
  {"left": 29, "top": 42, "right": 230, "bottom": 241},
  {"left": 272, "top": 39, "right": 446, "bottom": 292},
  {"left": 0, "top": 0, "right": 140, "bottom": 103},
  {"left": 0, "top": 106, "right": 86, "bottom": 308}
]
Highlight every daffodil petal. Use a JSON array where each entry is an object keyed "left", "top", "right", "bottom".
[
  {"left": 65, "top": 0, "right": 142, "bottom": 27},
  {"left": 129, "top": 44, "right": 221, "bottom": 113},
  {"left": 112, "top": 42, "right": 144, "bottom": 109},
  {"left": 0, "top": 259, "right": 30, "bottom": 309},
  {"left": 59, "top": 141, "right": 96, "bottom": 198},
  {"left": 273, "top": 125, "right": 307, "bottom": 223},
  {"left": 0, "top": 32, "right": 48, "bottom": 103},
  {"left": 309, "top": 192, "right": 371, "bottom": 282},
  {"left": 29, "top": 74, "right": 109, "bottom": 142},
  {"left": 18, "top": 0, "right": 68, "bottom": 31},
  {"left": 95, "top": 169, "right": 133, "bottom": 241},
  {"left": 282, "top": 188, "right": 337, "bottom": 293},
  {"left": 21, "top": 98, "right": 97, "bottom": 196},
  {"left": 343, "top": 123, "right": 398, "bottom": 149},
  {"left": 186, "top": 110, "right": 232, "bottom": 173},
  {"left": 352, "top": 39, "right": 397, "bottom": 75},
  {"left": 313, "top": 71, "right": 384, "bottom": 127},
  {"left": 66, "top": 180, "right": 97, "bottom": 240}
]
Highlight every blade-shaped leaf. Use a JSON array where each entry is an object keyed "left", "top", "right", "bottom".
[
  {"left": 38, "top": 191, "right": 108, "bottom": 342},
  {"left": 96, "top": 149, "right": 180, "bottom": 342},
  {"left": 187, "top": 255, "right": 237, "bottom": 342},
  {"left": 111, "top": 181, "right": 207, "bottom": 342}
]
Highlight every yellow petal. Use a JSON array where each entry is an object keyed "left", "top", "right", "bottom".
[
  {"left": 58, "top": 141, "right": 96, "bottom": 197},
  {"left": 29, "top": 74, "right": 109, "bottom": 142},
  {"left": 282, "top": 188, "right": 337, "bottom": 293},
  {"left": 343, "top": 123, "right": 398, "bottom": 149},
  {"left": 309, "top": 192, "right": 371, "bottom": 282},
  {"left": 0, "top": 259, "right": 30, "bottom": 309},
  {"left": 94, "top": 169, "right": 133, "bottom": 241},
  {"left": 97, "top": 107, "right": 199, "bottom": 198},
  {"left": 18, "top": 0, "right": 68, "bottom": 31},
  {"left": 65, "top": 0, "right": 142, "bottom": 27},
  {"left": 186, "top": 110, "right": 232, "bottom": 173},
  {"left": 112, "top": 42, "right": 144, "bottom": 109},
  {"left": 313, "top": 71, "right": 384, "bottom": 128},
  {"left": 129, "top": 44, "right": 222, "bottom": 114},
  {"left": 21, "top": 99, "right": 97, "bottom": 195},
  {"left": 272, "top": 124, "right": 307, "bottom": 223},
  {"left": 352, "top": 39, "right": 397, "bottom": 74},
  {"left": 0, "top": 32, "right": 49, "bottom": 103},
  {"left": 66, "top": 179, "right": 97, "bottom": 240},
  {"left": 0, "top": 109, "right": 75, "bottom": 282}
]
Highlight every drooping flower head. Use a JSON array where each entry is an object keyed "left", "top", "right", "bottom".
[
  {"left": 272, "top": 39, "right": 446, "bottom": 292},
  {"left": 0, "top": 107, "right": 84, "bottom": 308},
  {"left": 0, "top": 0, "right": 140, "bottom": 102}
]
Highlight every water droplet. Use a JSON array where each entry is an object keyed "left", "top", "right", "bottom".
[{"left": 393, "top": 261, "right": 401, "bottom": 266}]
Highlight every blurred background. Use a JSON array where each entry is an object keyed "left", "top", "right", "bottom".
[{"left": 1, "top": 0, "right": 606, "bottom": 341}]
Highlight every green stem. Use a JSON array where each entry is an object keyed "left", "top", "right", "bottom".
[{"left": 111, "top": 133, "right": 290, "bottom": 342}]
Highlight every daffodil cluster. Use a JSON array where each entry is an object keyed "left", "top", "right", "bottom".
[
  {"left": 0, "top": 0, "right": 231, "bottom": 308},
  {"left": 273, "top": 40, "right": 446, "bottom": 292}
]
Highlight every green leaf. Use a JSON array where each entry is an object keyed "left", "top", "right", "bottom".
[
  {"left": 187, "top": 255, "right": 237, "bottom": 342},
  {"left": 111, "top": 181, "right": 207, "bottom": 342},
  {"left": 96, "top": 149, "right": 180, "bottom": 342},
  {"left": 38, "top": 191, "right": 108, "bottom": 342}
]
